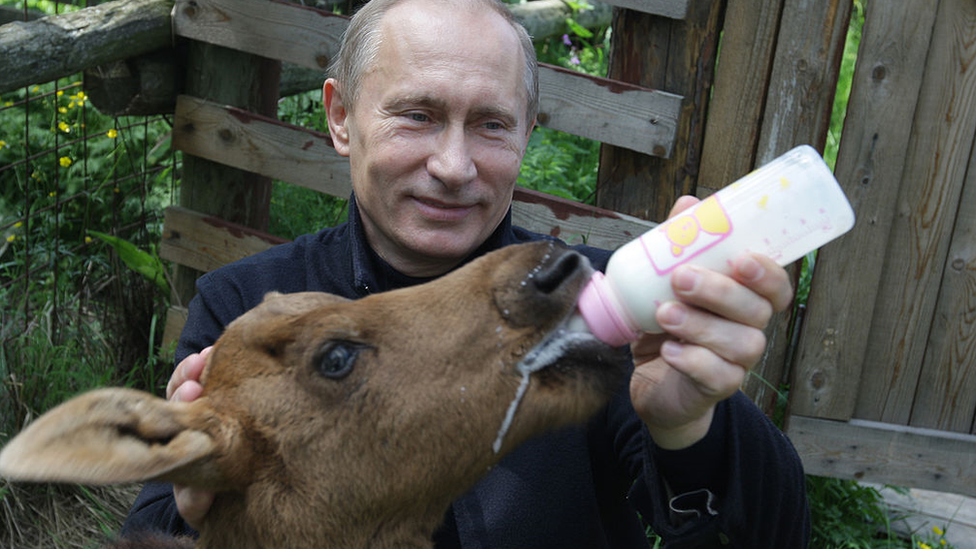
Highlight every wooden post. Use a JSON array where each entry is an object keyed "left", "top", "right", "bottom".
[
  {"left": 172, "top": 37, "right": 280, "bottom": 308},
  {"left": 595, "top": 1, "right": 724, "bottom": 223}
]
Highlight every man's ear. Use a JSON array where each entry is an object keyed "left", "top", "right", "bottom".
[
  {"left": 324, "top": 78, "right": 351, "bottom": 157},
  {"left": 0, "top": 388, "right": 228, "bottom": 489}
]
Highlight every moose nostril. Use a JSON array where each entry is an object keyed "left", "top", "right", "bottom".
[{"left": 532, "top": 250, "right": 581, "bottom": 294}]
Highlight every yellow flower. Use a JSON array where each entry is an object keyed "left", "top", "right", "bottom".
[
  {"left": 31, "top": 171, "right": 40, "bottom": 180},
  {"left": 68, "top": 101, "right": 76, "bottom": 109},
  {"left": 933, "top": 526, "right": 943, "bottom": 536},
  {"left": 113, "top": 187, "right": 121, "bottom": 193},
  {"left": 940, "top": 541, "right": 947, "bottom": 546},
  {"left": 13, "top": 221, "right": 22, "bottom": 228},
  {"left": 85, "top": 236, "right": 92, "bottom": 244},
  {"left": 48, "top": 191, "right": 57, "bottom": 198},
  {"left": 2, "top": 101, "right": 12, "bottom": 107},
  {"left": 106, "top": 129, "right": 118, "bottom": 139},
  {"left": 5, "top": 235, "right": 15, "bottom": 243},
  {"left": 32, "top": 86, "right": 40, "bottom": 92},
  {"left": 58, "top": 106, "right": 68, "bottom": 114},
  {"left": 56, "top": 90, "right": 63, "bottom": 97},
  {"left": 919, "top": 543, "right": 932, "bottom": 549},
  {"left": 0, "top": 140, "right": 6, "bottom": 149},
  {"left": 58, "top": 121, "right": 71, "bottom": 133},
  {"left": 59, "top": 156, "right": 72, "bottom": 167}
]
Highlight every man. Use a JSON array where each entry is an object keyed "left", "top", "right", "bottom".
[{"left": 124, "top": 0, "right": 810, "bottom": 546}]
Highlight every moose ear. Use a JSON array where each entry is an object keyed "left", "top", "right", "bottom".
[{"left": 0, "top": 388, "right": 217, "bottom": 486}]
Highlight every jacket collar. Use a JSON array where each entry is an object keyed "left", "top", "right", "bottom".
[{"left": 348, "top": 194, "right": 516, "bottom": 297}]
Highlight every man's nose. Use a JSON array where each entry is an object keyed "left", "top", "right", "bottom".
[{"left": 428, "top": 125, "right": 477, "bottom": 189}]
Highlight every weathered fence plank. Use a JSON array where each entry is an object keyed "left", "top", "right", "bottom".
[
  {"left": 173, "top": 0, "right": 344, "bottom": 74},
  {"left": 173, "top": 95, "right": 655, "bottom": 251},
  {"left": 855, "top": 0, "right": 976, "bottom": 426},
  {"left": 510, "top": 187, "right": 655, "bottom": 250},
  {"left": 174, "top": 95, "right": 351, "bottom": 198},
  {"left": 596, "top": 0, "right": 723, "bottom": 222},
  {"left": 600, "top": 0, "right": 689, "bottom": 20},
  {"left": 788, "top": 415, "right": 976, "bottom": 498},
  {"left": 160, "top": 206, "right": 287, "bottom": 274},
  {"left": 755, "top": 0, "right": 851, "bottom": 163},
  {"left": 791, "top": 0, "right": 939, "bottom": 421},
  {"left": 172, "top": 0, "right": 680, "bottom": 157},
  {"left": 536, "top": 64, "right": 682, "bottom": 158},
  {"left": 696, "top": 0, "right": 785, "bottom": 197},
  {"left": 0, "top": 0, "right": 173, "bottom": 94},
  {"left": 910, "top": 148, "right": 976, "bottom": 433}
]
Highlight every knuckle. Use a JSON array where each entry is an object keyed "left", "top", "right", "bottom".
[{"left": 738, "top": 328, "right": 768, "bottom": 364}]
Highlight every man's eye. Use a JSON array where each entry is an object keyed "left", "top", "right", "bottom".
[{"left": 408, "top": 112, "right": 429, "bottom": 123}]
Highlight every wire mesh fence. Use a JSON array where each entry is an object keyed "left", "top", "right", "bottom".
[{"left": 1, "top": 1, "right": 180, "bottom": 418}]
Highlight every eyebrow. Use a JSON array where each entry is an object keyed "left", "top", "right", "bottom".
[{"left": 385, "top": 94, "right": 521, "bottom": 128}]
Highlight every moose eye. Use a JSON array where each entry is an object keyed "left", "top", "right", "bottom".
[{"left": 315, "top": 341, "right": 361, "bottom": 380}]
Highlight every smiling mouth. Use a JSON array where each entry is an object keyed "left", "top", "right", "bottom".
[{"left": 413, "top": 197, "right": 475, "bottom": 221}]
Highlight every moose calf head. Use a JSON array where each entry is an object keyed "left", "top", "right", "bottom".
[{"left": 0, "top": 241, "right": 628, "bottom": 549}]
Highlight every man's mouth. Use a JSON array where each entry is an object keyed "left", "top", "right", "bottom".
[{"left": 413, "top": 197, "right": 475, "bottom": 221}]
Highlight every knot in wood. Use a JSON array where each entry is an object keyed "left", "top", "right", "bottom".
[
  {"left": 871, "top": 64, "right": 886, "bottom": 81},
  {"left": 810, "top": 371, "right": 825, "bottom": 390},
  {"left": 183, "top": 1, "right": 198, "bottom": 18}
]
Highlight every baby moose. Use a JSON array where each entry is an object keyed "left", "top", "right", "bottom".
[{"left": 0, "top": 241, "right": 628, "bottom": 549}]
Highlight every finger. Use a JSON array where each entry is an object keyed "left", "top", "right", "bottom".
[
  {"left": 174, "top": 484, "right": 215, "bottom": 530},
  {"left": 166, "top": 347, "right": 212, "bottom": 400},
  {"left": 670, "top": 265, "right": 775, "bottom": 330},
  {"left": 658, "top": 340, "right": 748, "bottom": 399},
  {"left": 731, "top": 253, "right": 794, "bottom": 313},
  {"left": 656, "top": 301, "right": 768, "bottom": 367},
  {"left": 172, "top": 380, "right": 204, "bottom": 403},
  {"left": 667, "top": 195, "right": 701, "bottom": 218}
]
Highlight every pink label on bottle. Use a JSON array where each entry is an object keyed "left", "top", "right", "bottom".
[{"left": 639, "top": 195, "right": 734, "bottom": 276}]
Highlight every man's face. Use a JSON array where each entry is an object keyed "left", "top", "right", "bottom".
[{"left": 326, "top": 1, "right": 534, "bottom": 277}]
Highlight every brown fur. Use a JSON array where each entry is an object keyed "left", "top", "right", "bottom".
[{"left": 0, "top": 241, "right": 627, "bottom": 548}]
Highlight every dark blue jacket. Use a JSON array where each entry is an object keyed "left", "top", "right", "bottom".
[{"left": 123, "top": 199, "right": 810, "bottom": 548}]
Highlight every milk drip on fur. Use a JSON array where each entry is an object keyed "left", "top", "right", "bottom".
[{"left": 573, "top": 145, "right": 856, "bottom": 346}]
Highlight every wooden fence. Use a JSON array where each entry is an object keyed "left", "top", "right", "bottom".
[{"left": 1, "top": 0, "right": 974, "bottom": 498}]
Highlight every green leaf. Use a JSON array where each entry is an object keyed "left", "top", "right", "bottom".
[
  {"left": 566, "top": 18, "right": 594, "bottom": 39},
  {"left": 87, "top": 230, "right": 168, "bottom": 294}
]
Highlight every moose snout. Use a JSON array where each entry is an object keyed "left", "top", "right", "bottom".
[
  {"left": 493, "top": 242, "right": 594, "bottom": 328},
  {"left": 532, "top": 246, "right": 586, "bottom": 295}
]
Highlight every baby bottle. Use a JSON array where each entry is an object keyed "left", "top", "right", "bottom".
[{"left": 576, "top": 144, "right": 856, "bottom": 345}]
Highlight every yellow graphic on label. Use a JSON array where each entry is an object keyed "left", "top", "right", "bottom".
[
  {"left": 665, "top": 196, "right": 732, "bottom": 257},
  {"left": 640, "top": 195, "right": 734, "bottom": 275}
]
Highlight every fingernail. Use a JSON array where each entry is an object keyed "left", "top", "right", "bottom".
[
  {"left": 738, "top": 256, "right": 765, "bottom": 282},
  {"left": 658, "top": 302, "right": 686, "bottom": 327},
  {"left": 673, "top": 266, "right": 701, "bottom": 293},
  {"left": 661, "top": 340, "right": 683, "bottom": 361}
]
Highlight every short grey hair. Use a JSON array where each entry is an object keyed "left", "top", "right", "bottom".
[{"left": 329, "top": 0, "right": 539, "bottom": 124}]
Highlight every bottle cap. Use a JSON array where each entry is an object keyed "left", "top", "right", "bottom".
[{"left": 577, "top": 272, "right": 641, "bottom": 346}]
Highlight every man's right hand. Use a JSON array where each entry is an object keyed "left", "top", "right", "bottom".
[{"left": 167, "top": 347, "right": 215, "bottom": 529}]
